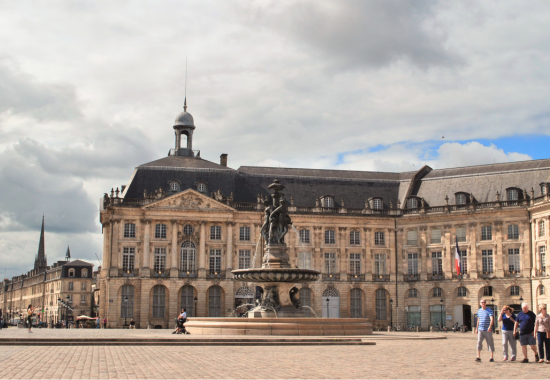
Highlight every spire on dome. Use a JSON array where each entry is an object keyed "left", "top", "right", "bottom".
[
  {"left": 65, "top": 245, "right": 71, "bottom": 261},
  {"left": 184, "top": 97, "right": 187, "bottom": 112}
]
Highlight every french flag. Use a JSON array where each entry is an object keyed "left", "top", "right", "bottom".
[{"left": 455, "top": 240, "right": 461, "bottom": 274}]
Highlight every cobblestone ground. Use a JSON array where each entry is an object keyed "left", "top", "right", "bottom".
[{"left": 0, "top": 329, "right": 549, "bottom": 379}]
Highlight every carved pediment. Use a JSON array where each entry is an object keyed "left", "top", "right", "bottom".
[{"left": 144, "top": 189, "right": 234, "bottom": 211}]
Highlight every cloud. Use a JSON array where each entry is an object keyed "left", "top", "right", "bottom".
[
  {"left": 237, "top": 0, "right": 459, "bottom": 70},
  {"left": 434, "top": 142, "right": 532, "bottom": 169}
]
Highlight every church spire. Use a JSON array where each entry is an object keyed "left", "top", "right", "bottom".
[
  {"left": 34, "top": 215, "right": 47, "bottom": 271},
  {"left": 65, "top": 245, "right": 71, "bottom": 261}
]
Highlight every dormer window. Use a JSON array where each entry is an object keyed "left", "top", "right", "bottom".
[
  {"left": 196, "top": 181, "right": 207, "bottom": 193},
  {"left": 507, "top": 189, "right": 518, "bottom": 201},
  {"left": 406, "top": 198, "right": 418, "bottom": 209},
  {"left": 541, "top": 183, "right": 548, "bottom": 196},
  {"left": 455, "top": 193, "right": 467, "bottom": 205},
  {"left": 321, "top": 196, "right": 334, "bottom": 208},
  {"left": 168, "top": 180, "right": 181, "bottom": 192},
  {"left": 81, "top": 269, "right": 88, "bottom": 277},
  {"left": 372, "top": 198, "right": 383, "bottom": 210},
  {"left": 68, "top": 269, "right": 75, "bottom": 277}
]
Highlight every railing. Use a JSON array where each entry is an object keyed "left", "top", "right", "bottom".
[
  {"left": 322, "top": 273, "right": 340, "bottom": 281},
  {"left": 428, "top": 273, "right": 445, "bottom": 281},
  {"left": 479, "top": 271, "right": 495, "bottom": 279},
  {"left": 404, "top": 274, "right": 419, "bottom": 282},
  {"left": 452, "top": 273, "right": 469, "bottom": 279},
  {"left": 348, "top": 274, "right": 365, "bottom": 282},
  {"left": 207, "top": 272, "right": 226, "bottom": 279},
  {"left": 234, "top": 202, "right": 256, "bottom": 210},
  {"left": 372, "top": 274, "right": 390, "bottom": 282},
  {"left": 151, "top": 269, "right": 169, "bottom": 278},
  {"left": 535, "top": 269, "right": 547, "bottom": 277},
  {"left": 119, "top": 269, "right": 138, "bottom": 277},
  {"left": 504, "top": 270, "right": 521, "bottom": 277},
  {"left": 179, "top": 271, "right": 197, "bottom": 278}
]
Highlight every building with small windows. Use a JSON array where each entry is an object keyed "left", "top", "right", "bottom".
[
  {"left": 0, "top": 218, "right": 95, "bottom": 325},
  {"left": 98, "top": 103, "right": 550, "bottom": 330}
]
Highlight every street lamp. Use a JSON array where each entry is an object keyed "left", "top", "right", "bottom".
[
  {"left": 65, "top": 296, "right": 70, "bottom": 329},
  {"left": 440, "top": 298, "right": 444, "bottom": 329},
  {"left": 124, "top": 296, "right": 128, "bottom": 326},
  {"left": 194, "top": 297, "right": 198, "bottom": 317},
  {"left": 326, "top": 298, "right": 330, "bottom": 318},
  {"left": 389, "top": 298, "right": 393, "bottom": 329}
]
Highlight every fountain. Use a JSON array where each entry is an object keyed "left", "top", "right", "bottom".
[{"left": 185, "top": 179, "right": 372, "bottom": 335}]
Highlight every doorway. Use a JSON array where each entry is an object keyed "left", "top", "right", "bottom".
[{"left": 322, "top": 288, "right": 340, "bottom": 318}]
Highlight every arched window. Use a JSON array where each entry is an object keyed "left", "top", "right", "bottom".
[
  {"left": 350, "top": 288, "right": 362, "bottom": 318},
  {"left": 322, "top": 287, "right": 340, "bottom": 318},
  {"left": 170, "top": 182, "right": 179, "bottom": 192},
  {"left": 299, "top": 288, "right": 312, "bottom": 317},
  {"left": 180, "top": 241, "right": 196, "bottom": 274},
  {"left": 81, "top": 269, "right": 88, "bottom": 277},
  {"left": 540, "top": 221, "right": 546, "bottom": 237},
  {"left": 507, "top": 188, "right": 519, "bottom": 201},
  {"left": 407, "top": 198, "right": 418, "bottom": 209},
  {"left": 483, "top": 286, "right": 493, "bottom": 296},
  {"left": 197, "top": 182, "right": 206, "bottom": 193},
  {"left": 432, "top": 287, "right": 442, "bottom": 298},
  {"left": 510, "top": 286, "right": 520, "bottom": 296},
  {"left": 322, "top": 197, "right": 334, "bottom": 208},
  {"left": 457, "top": 287, "right": 467, "bottom": 297},
  {"left": 408, "top": 289, "right": 418, "bottom": 298},
  {"left": 68, "top": 269, "right": 75, "bottom": 277},
  {"left": 373, "top": 198, "right": 383, "bottom": 210},
  {"left": 375, "top": 289, "right": 387, "bottom": 320},
  {"left": 180, "top": 285, "right": 194, "bottom": 317},
  {"left": 152, "top": 285, "right": 166, "bottom": 318},
  {"left": 208, "top": 286, "right": 222, "bottom": 317},
  {"left": 121, "top": 285, "right": 134, "bottom": 318}
]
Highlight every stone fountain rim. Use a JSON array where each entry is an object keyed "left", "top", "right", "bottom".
[{"left": 232, "top": 268, "right": 321, "bottom": 274}]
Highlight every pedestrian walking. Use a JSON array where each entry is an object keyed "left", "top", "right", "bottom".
[
  {"left": 96, "top": 318, "right": 100, "bottom": 329},
  {"left": 498, "top": 306, "right": 517, "bottom": 361},
  {"left": 475, "top": 299, "right": 495, "bottom": 362},
  {"left": 27, "top": 304, "right": 35, "bottom": 333},
  {"left": 514, "top": 302, "right": 539, "bottom": 363},
  {"left": 534, "top": 303, "right": 550, "bottom": 363},
  {"left": 103, "top": 317, "right": 107, "bottom": 329}
]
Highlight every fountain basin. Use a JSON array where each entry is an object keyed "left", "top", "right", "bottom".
[
  {"left": 232, "top": 268, "right": 321, "bottom": 283},
  {"left": 185, "top": 318, "right": 372, "bottom": 336}
]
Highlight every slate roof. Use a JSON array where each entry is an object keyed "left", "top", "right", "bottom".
[
  {"left": 122, "top": 155, "right": 550, "bottom": 209},
  {"left": 64, "top": 259, "right": 94, "bottom": 267}
]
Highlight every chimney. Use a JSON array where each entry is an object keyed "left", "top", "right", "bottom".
[{"left": 220, "top": 154, "right": 228, "bottom": 167}]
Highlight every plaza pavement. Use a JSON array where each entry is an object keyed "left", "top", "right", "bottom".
[{"left": 0, "top": 328, "right": 548, "bottom": 379}]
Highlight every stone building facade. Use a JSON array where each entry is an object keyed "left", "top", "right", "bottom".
[
  {"left": 0, "top": 218, "right": 95, "bottom": 325},
  {"left": 98, "top": 104, "right": 550, "bottom": 329}
]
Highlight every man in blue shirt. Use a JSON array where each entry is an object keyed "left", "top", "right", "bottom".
[
  {"left": 476, "top": 299, "right": 494, "bottom": 362},
  {"left": 514, "top": 303, "right": 539, "bottom": 363}
]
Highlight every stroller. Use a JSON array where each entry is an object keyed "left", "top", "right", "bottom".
[{"left": 174, "top": 317, "right": 190, "bottom": 335}]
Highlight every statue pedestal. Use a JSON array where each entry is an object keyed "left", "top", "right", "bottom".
[{"left": 263, "top": 243, "right": 291, "bottom": 268}]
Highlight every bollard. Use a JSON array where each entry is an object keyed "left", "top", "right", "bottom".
[
  {"left": 387, "top": 326, "right": 391, "bottom": 332},
  {"left": 416, "top": 326, "right": 420, "bottom": 333}
]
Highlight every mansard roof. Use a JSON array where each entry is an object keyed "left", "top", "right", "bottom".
[{"left": 139, "top": 156, "right": 235, "bottom": 171}]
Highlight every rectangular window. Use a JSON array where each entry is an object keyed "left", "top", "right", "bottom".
[
  {"left": 238, "top": 250, "right": 251, "bottom": 269},
  {"left": 541, "top": 246, "right": 546, "bottom": 273},
  {"left": 325, "top": 230, "right": 335, "bottom": 244},
  {"left": 209, "top": 249, "right": 222, "bottom": 274},
  {"left": 298, "top": 252, "right": 312, "bottom": 269},
  {"left": 431, "top": 252, "right": 443, "bottom": 275},
  {"left": 408, "top": 253, "right": 419, "bottom": 276},
  {"left": 155, "top": 224, "right": 166, "bottom": 239},
  {"left": 324, "top": 252, "right": 336, "bottom": 274},
  {"left": 299, "top": 229, "right": 310, "bottom": 244},
  {"left": 374, "top": 232, "right": 385, "bottom": 246},
  {"left": 124, "top": 223, "right": 136, "bottom": 238},
  {"left": 407, "top": 230, "right": 418, "bottom": 246},
  {"left": 481, "top": 226, "right": 492, "bottom": 241},
  {"left": 68, "top": 282, "right": 73, "bottom": 291},
  {"left": 349, "top": 253, "right": 361, "bottom": 275},
  {"left": 507, "top": 224, "right": 519, "bottom": 240},
  {"left": 239, "top": 226, "right": 250, "bottom": 241},
  {"left": 456, "top": 227, "right": 466, "bottom": 243},
  {"left": 431, "top": 229, "right": 441, "bottom": 244},
  {"left": 122, "top": 247, "right": 135, "bottom": 272},
  {"left": 80, "top": 294, "right": 86, "bottom": 304},
  {"left": 210, "top": 226, "right": 222, "bottom": 240},
  {"left": 482, "top": 249, "right": 494, "bottom": 274},
  {"left": 81, "top": 282, "right": 86, "bottom": 291},
  {"left": 374, "top": 254, "right": 386, "bottom": 275},
  {"left": 540, "top": 222, "right": 546, "bottom": 237},
  {"left": 350, "top": 231, "right": 360, "bottom": 245},
  {"left": 153, "top": 248, "right": 166, "bottom": 273},
  {"left": 508, "top": 248, "right": 520, "bottom": 273},
  {"left": 460, "top": 250, "right": 467, "bottom": 273}
]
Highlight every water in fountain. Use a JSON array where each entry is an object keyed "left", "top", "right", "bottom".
[
  {"left": 251, "top": 235, "right": 262, "bottom": 269},
  {"left": 301, "top": 305, "right": 319, "bottom": 318},
  {"left": 291, "top": 225, "right": 306, "bottom": 247},
  {"left": 228, "top": 304, "right": 256, "bottom": 318}
]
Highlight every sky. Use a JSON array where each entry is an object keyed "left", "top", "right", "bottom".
[{"left": 1, "top": 0, "right": 550, "bottom": 279}]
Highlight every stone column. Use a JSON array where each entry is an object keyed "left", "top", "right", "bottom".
[
  {"left": 388, "top": 228, "right": 396, "bottom": 281},
  {"left": 443, "top": 225, "right": 452, "bottom": 276},
  {"left": 109, "top": 221, "right": 120, "bottom": 277},
  {"left": 226, "top": 222, "right": 234, "bottom": 277},
  {"left": 339, "top": 227, "right": 347, "bottom": 279},
  {"left": 313, "top": 226, "right": 323, "bottom": 272},
  {"left": 521, "top": 221, "right": 531, "bottom": 277},
  {"left": 363, "top": 228, "right": 372, "bottom": 279},
  {"left": 199, "top": 222, "right": 206, "bottom": 277},
  {"left": 102, "top": 222, "right": 111, "bottom": 276},
  {"left": 142, "top": 220, "right": 151, "bottom": 277},
  {"left": 170, "top": 221, "right": 179, "bottom": 277},
  {"left": 495, "top": 222, "right": 504, "bottom": 277},
  {"left": 420, "top": 227, "right": 428, "bottom": 281},
  {"left": 395, "top": 228, "right": 403, "bottom": 279},
  {"left": 469, "top": 223, "right": 478, "bottom": 279}
]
